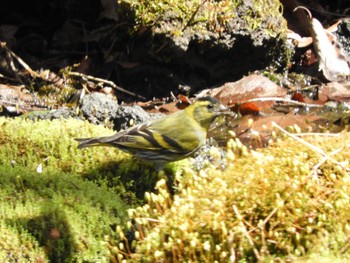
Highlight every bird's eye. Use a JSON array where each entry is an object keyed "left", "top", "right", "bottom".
[{"left": 207, "top": 103, "right": 213, "bottom": 109}]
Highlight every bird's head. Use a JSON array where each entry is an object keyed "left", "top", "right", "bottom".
[{"left": 187, "top": 97, "right": 230, "bottom": 130}]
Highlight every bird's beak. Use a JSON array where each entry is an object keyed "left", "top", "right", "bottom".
[
  {"left": 217, "top": 104, "right": 235, "bottom": 116},
  {"left": 219, "top": 104, "right": 228, "bottom": 111}
]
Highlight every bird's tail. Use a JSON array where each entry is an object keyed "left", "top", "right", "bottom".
[{"left": 75, "top": 137, "right": 113, "bottom": 149}]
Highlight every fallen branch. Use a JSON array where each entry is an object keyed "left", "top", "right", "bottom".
[
  {"left": 294, "top": 133, "right": 339, "bottom": 137},
  {"left": 245, "top": 97, "right": 322, "bottom": 108},
  {"left": 0, "top": 41, "right": 40, "bottom": 79},
  {"left": 68, "top": 71, "right": 146, "bottom": 100},
  {"left": 232, "top": 204, "right": 261, "bottom": 261},
  {"left": 272, "top": 122, "right": 348, "bottom": 172},
  {"left": 310, "top": 145, "right": 349, "bottom": 180}
]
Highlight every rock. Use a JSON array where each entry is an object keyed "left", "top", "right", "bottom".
[
  {"left": 22, "top": 92, "right": 164, "bottom": 131},
  {"left": 80, "top": 92, "right": 164, "bottom": 130},
  {"left": 118, "top": 0, "right": 289, "bottom": 99},
  {"left": 113, "top": 105, "right": 164, "bottom": 131},
  {"left": 80, "top": 92, "right": 119, "bottom": 125},
  {"left": 23, "top": 108, "right": 77, "bottom": 121}
]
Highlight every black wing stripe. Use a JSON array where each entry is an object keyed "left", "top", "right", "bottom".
[
  {"left": 161, "top": 134, "right": 185, "bottom": 151},
  {"left": 138, "top": 129, "right": 163, "bottom": 148}
]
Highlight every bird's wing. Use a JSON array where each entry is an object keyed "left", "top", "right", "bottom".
[
  {"left": 77, "top": 111, "right": 205, "bottom": 155},
  {"left": 116, "top": 113, "right": 204, "bottom": 154},
  {"left": 114, "top": 124, "right": 190, "bottom": 154}
]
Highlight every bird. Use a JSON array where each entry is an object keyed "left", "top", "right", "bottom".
[{"left": 76, "top": 97, "right": 230, "bottom": 169}]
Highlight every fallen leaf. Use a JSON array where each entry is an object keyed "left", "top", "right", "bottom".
[
  {"left": 295, "top": 6, "right": 350, "bottom": 81},
  {"left": 197, "top": 74, "right": 287, "bottom": 107},
  {"left": 319, "top": 81, "right": 350, "bottom": 101}
]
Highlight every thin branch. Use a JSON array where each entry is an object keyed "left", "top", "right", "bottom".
[
  {"left": 294, "top": 133, "right": 340, "bottom": 137},
  {"left": 245, "top": 97, "right": 322, "bottom": 108},
  {"left": 272, "top": 122, "right": 348, "bottom": 170},
  {"left": 183, "top": 0, "right": 208, "bottom": 30},
  {"left": 68, "top": 71, "right": 146, "bottom": 100},
  {"left": 134, "top": 217, "right": 162, "bottom": 223},
  {"left": 341, "top": 237, "right": 350, "bottom": 254},
  {"left": 0, "top": 41, "right": 40, "bottom": 78},
  {"left": 260, "top": 207, "right": 278, "bottom": 256},
  {"left": 232, "top": 204, "right": 261, "bottom": 261},
  {"left": 262, "top": 207, "right": 279, "bottom": 226},
  {"left": 0, "top": 99, "right": 23, "bottom": 106},
  {"left": 309, "top": 145, "right": 349, "bottom": 180}
]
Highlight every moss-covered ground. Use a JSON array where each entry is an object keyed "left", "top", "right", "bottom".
[
  {"left": 0, "top": 117, "right": 161, "bottom": 262},
  {"left": 1, "top": 117, "right": 350, "bottom": 262},
  {"left": 112, "top": 126, "right": 350, "bottom": 262}
]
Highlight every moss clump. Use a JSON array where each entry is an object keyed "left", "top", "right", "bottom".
[
  {"left": 0, "top": 165, "right": 127, "bottom": 262},
  {"left": 119, "top": 0, "right": 285, "bottom": 39},
  {"left": 0, "top": 117, "right": 122, "bottom": 174},
  {"left": 119, "top": 0, "right": 286, "bottom": 54},
  {"left": 0, "top": 224, "right": 46, "bottom": 262},
  {"left": 0, "top": 117, "right": 161, "bottom": 261},
  {"left": 0, "top": 117, "right": 163, "bottom": 198},
  {"left": 112, "top": 130, "right": 350, "bottom": 262}
]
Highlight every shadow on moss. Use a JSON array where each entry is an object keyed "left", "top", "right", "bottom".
[
  {"left": 0, "top": 117, "right": 187, "bottom": 261},
  {"left": 81, "top": 158, "right": 179, "bottom": 201},
  {"left": 0, "top": 163, "right": 128, "bottom": 261},
  {"left": 6, "top": 204, "right": 76, "bottom": 263}
]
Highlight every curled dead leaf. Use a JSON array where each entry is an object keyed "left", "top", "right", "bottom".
[{"left": 294, "top": 6, "right": 350, "bottom": 82}]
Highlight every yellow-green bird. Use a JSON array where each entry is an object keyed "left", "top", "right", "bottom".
[{"left": 76, "top": 97, "right": 230, "bottom": 168}]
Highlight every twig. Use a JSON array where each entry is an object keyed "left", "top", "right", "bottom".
[
  {"left": 232, "top": 204, "right": 261, "bottom": 261},
  {"left": 0, "top": 98, "right": 50, "bottom": 110},
  {"left": 309, "top": 145, "right": 349, "bottom": 180},
  {"left": 293, "top": 6, "right": 313, "bottom": 19},
  {"left": 245, "top": 97, "right": 322, "bottom": 108},
  {"left": 262, "top": 207, "right": 279, "bottom": 226},
  {"left": 0, "top": 73, "right": 20, "bottom": 82},
  {"left": 134, "top": 217, "right": 162, "bottom": 223},
  {"left": 340, "top": 237, "right": 350, "bottom": 254},
  {"left": 68, "top": 71, "right": 146, "bottom": 100},
  {"left": 228, "top": 230, "right": 236, "bottom": 263},
  {"left": 259, "top": 207, "right": 278, "bottom": 256},
  {"left": 1, "top": 43, "right": 22, "bottom": 83},
  {"left": 272, "top": 122, "right": 348, "bottom": 170},
  {"left": 294, "top": 133, "right": 339, "bottom": 137},
  {"left": 183, "top": 0, "right": 208, "bottom": 30},
  {"left": 0, "top": 41, "right": 40, "bottom": 78}
]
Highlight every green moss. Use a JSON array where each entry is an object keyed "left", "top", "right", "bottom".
[
  {"left": 0, "top": 223, "right": 46, "bottom": 262},
  {"left": 0, "top": 117, "right": 135, "bottom": 174},
  {"left": 0, "top": 162, "right": 129, "bottom": 261},
  {"left": 119, "top": 0, "right": 285, "bottom": 38},
  {"left": 0, "top": 117, "right": 159, "bottom": 261},
  {"left": 112, "top": 130, "right": 350, "bottom": 262},
  {"left": 4, "top": 116, "right": 349, "bottom": 261}
]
